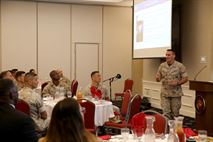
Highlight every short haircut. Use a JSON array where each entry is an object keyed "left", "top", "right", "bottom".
[
  {"left": 29, "top": 69, "right": 35, "bottom": 73},
  {"left": 15, "top": 71, "right": 25, "bottom": 79},
  {"left": 166, "top": 49, "right": 176, "bottom": 55},
  {"left": 24, "top": 72, "right": 37, "bottom": 82},
  {"left": 0, "top": 70, "right": 10, "bottom": 79},
  {"left": 0, "top": 79, "right": 15, "bottom": 97},
  {"left": 91, "top": 71, "right": 99, "bottom": 78},
  {"left": 10, "top": 69, "right": 18, "bottom": 74},
  {"left": 49, "top": 70, "right": 57, "bottom": 78}
]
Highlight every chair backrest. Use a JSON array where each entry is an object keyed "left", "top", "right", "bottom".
[
  {"left": 80, "top": 99, "right": 95, "bottom": 130},
  {"left": 125, "top": 94, "right": 142, "bottom": 125},
  {"left": 131, "top": 112, "right": 146, "bottom": 129},
  {"left": 123, "top": 79, "right": 133, "bottom": 92},
  {"left": 15, "top": 99, "right": 30, "bottom": 115},
  {"left": 143, "top": 110, "right": 168, "bottom": 134},
  {"left": 120, "top": 90, "right": 131, "bottom": 116},
  {"left": 71, "top": 80, "right": 78, "bottom": 97}
]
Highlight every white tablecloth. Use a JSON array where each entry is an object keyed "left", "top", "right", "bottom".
[
  {"left": 93, "top": 100, "right": 114, "bottom": 126},
  {"left": 43, "top": 96, "right": 64, "bottom": 117},
  {"left": 108, "top": 134, "right": 168, "bottom": 142},
  {"left": 43, "top": 98, "right": 114, "bottom": 126}
]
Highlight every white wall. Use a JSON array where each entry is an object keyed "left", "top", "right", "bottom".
[
  {"left": 37, "top": 3, "right": 71, "bottom": 81},
  {"left": 0, "top": 1, "right": 132, "bottom": 97},
  {"left": 103, "top": 6, "right": 132, "bottom": 98},
  {"left": 1, "top": 1, "right": 37, "bottom": 71},
  {"left": 71, "top": 5, "right": 103, "bottom": 88}
]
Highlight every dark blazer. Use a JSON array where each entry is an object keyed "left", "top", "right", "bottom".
[{"left": 0, "top": 102, "right": 38, "bottom": 142}]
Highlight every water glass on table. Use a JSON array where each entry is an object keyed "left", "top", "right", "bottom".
[
  {"left": 131, "top": 126, "right": 144, "bottom": 140},
  {"left": 198, "top": 130, "right": 207, "bottom": 142},
  {"left": 121, "top": 128, "right": 129, "bottom": 141}
]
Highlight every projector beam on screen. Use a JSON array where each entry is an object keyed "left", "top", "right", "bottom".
[{"left": 133, "top": 0, "right": 172, "bottom": 58}]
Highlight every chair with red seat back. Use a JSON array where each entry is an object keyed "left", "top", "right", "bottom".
[
  {"left": 143, "top": 110, "right": 168, "bottom": 134},
  {"left": 119, "top": 90, "right": 131, "bottom": 119},
  {"left": 71, "top": 79, "right": 78, "bottom": 97},
  {"left": 131, "top": 112, "right": 146, "bottom": 137},
  {"left": 79, "top": 99, "right": 95, "bottom": 133},
  {"left": 15, "top": 99, "right": 30, "bottom": 115},
  {"left": 131, "top": 112, "right": 146, "bottom": 129},
  {"left": 104, "top": 94, "right": 142, "bottom": 134},
  {"left": 114, "top": 79, "right": 133, "bottom": 101}
]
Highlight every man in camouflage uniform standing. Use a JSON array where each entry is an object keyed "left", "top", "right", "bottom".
[{"left": 156, "top": 49, "right": 188, "bottom": 119}]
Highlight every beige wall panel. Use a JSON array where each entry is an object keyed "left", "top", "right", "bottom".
[
  {"left": 1, "top": 1, "right": 37, "bottom": 71},
  {"left": 38, "top": 3, "right": 71, "bottom": 81},
  {"left": 103, "top": 7, "right": 132, "bottom": 99},
  {"left": 181, "top": 0, "right": 213, "bottom": 81},
  {"left": 132, "top": 59, "right": 143, "bottom": 95},
  {"left": 72, "top": 5, "right": 102, "bottom": 43},
  {"left": 75, "top": 43, "right": 99, "bottom": 89}
]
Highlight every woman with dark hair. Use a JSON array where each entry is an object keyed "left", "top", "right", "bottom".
[{"left": 38, "top": 98, "right": 99, "bottom": 142}]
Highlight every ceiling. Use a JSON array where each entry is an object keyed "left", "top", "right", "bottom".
[{"left": 21, "top": 0, "right": 133, "bottom": 6}]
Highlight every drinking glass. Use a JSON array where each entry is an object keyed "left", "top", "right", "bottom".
[
  {"left": 121, "top": 128, "right": 129, "bottom": 141},
  {"left": 132, "top": 127, "right": 144, "bottom": 140},
  {"left": 198, "top": 130, "right": 207, "bottom": 142}
]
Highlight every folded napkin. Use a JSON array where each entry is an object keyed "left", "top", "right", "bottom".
[
  {"left": 183, "top": 128, "right": 197, "bottom": 138},
  {"left": 90, "top": 86, "right": 102, "bottom": 99},
  {"left": 98, "top": 135, "right": 111, "bottom": 140}
]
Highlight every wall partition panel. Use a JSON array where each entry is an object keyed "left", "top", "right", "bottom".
[
  {"left": 37, "top": 3, "right": 71, "bottom": 82},
  {"left": 103, "top": 7, "right": 132, "bottom": 97},
  {"left": 75, "top": 43, "right": 99, "bottom": 89},
  {"left": 1, "top": 1, "right": 37, "bottom": 71},
  {"left": 71, "top": 4, "right": 103, "bottom": 82},
  {"left": 71, "top": 5, "right": 102, "bottom": 43}
]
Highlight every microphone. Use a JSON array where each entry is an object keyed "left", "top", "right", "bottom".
[
  {"left": 103, "top": 74, "right": 122, "bottom": 82},
  {"left": 194, "top": 65, "right": 207, "bottom": 81},
  {"left": 116, "top": 74, "right": 121, "bottom": 79}
]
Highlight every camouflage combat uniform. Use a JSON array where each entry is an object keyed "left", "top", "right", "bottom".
[
  {"left": 157, "top": 61, "right": 188, "bottom": 119},
  {"left": 42, "top": 81, "right": 70, "bottom": 98}
]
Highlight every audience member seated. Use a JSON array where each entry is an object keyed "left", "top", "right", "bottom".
[
  {"left": 42, "top": 70, "right": 70, "bottom": 98},
  {"left": 0, "top": 70, "right": 16, "bottom": 81},
  {"left": 0, "top": 79, "right": 38, "bottom": 142},
  {"left": 29, "top": 69, "right": 36, "bottom": 74},
  {"left": 10, "top": 68, "right": 18, "bottom": 78},
  {"left": 15, "top": 71, "right": 26, "bottom": 91},
  {"left": 38, "top": 98, "right": 99, "bottom": 142},
  {"left": 57, "top": 69, "right": 71, "bottom": 86},
  {"left": 84, "top": 71, "right": 120, "bottom": 116},
  {"left": 84, "top": 71, "right": 109, "bottom": 100},
  {"left": 19, "top": 72, "right": 49, "bottom": 131}
]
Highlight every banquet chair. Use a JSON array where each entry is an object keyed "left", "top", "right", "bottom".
[
  {"left": 104, "top": 94, "right": 142, "bottom": 134},
  {"left": 71, "top": 79, "right": 78, "bottom": 97},
  {"left": 130, "top": 112, "right": 146, "bottom": 136},
  {"left": 119, "top": 90, "right": 131, "bottom": 119},
  {"left": 131, "top": 112, "right": 146, "bottom": 129},
  {"left": 143, "top": 110, "right": 168, "bottom": 134},
  {"left": 15, "top": 99, "right": 30, "bottom": 115},
  {"left": 79, "top": 99, "right": 95, "bottom": 133},
  {"left": 114, "top": 79, "right": 133, "bottom": 101}
]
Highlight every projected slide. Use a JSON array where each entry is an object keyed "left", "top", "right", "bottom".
[{"left": 133, "top": 0, "right": 172, "bottom": 58}]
